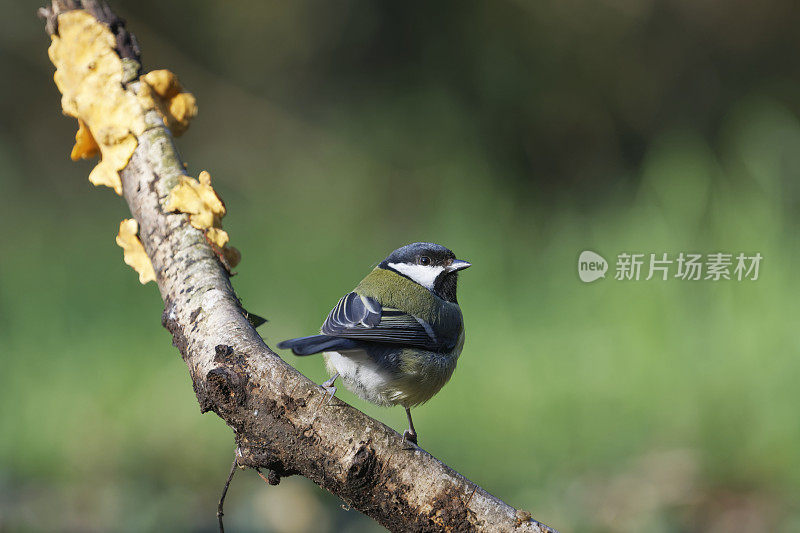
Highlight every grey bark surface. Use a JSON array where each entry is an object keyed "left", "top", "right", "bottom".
[{"left": 39, "top": 2, "right": 557, "bottom": 532}]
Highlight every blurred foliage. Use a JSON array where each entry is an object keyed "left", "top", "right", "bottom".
[{"left": 2, "top": 0, "right": 800, "bottom": 531}]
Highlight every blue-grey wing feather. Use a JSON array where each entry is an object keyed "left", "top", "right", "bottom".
[{"left": 321, "top": 292, "right": 442, "bottom": 350}]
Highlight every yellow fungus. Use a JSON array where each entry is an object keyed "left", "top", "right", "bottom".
[
  {"left": 48, "top": 10, "right": 147, "bottom": 195},
  {"left": 167, "top": 171, "right": 225, "bottom": 229},
  {"left": 70, "top": 119, "right": 99, "bottom": 161},
  {"left": 139, "top": 69, "right": 198, "bottom": 136},
  {"left": 116, "top": 219, "right": 156, "bottom": 284},
  {"left": 141, "top": 69, "right": 181, "bottom": 98},
  {"left": 47, "top": 11, "right": 223, "bottom": 276},
  {"left": 167, "top": 171, "right": 240, "bottom": 269},
  {"left": 205, "top": 227, "right": 230, "bottom": 248}
]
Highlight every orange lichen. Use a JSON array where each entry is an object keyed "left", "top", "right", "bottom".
[
  {"left": 116, "top": 219, "right": 156, "bottom": 284},
  {"left": 138, "top": 69, "right": 198, "bottom": 136},
  {"left": 70, "top": 119, "right": 100, "bottom": 160},
  {"left": 167, "top": 171, "right": 240, "bottom": 268},
  {"left": 48, "top": 10, "right": 147, "bottom": 195}
]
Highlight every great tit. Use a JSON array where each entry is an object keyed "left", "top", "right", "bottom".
[{"left": 278, "top": 242, "right": 471, "bottom": 446}]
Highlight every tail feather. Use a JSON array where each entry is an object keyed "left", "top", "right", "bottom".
[{"left": 277, "top": 335, "right": 358, "bottom": 356}]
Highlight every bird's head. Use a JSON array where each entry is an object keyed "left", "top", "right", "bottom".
[{"left": 379, "top": 242, "right": 471, "bottom": 303}]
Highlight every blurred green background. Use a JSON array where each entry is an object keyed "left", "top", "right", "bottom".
[{"left": 2, "top": 0, "right": 800, "bottom": 531}]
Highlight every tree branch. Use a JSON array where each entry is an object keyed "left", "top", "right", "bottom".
[{"left": 38, "top": 2, "right": 557, "bottom": 531}]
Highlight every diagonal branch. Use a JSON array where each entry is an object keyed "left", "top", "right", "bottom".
[{"left": 38, "top": 2, "right": 557, "bottom": 531}]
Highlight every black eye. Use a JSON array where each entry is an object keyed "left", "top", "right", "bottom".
[{"left": 419, "top": 256, "right": 431, "bottom": 266}]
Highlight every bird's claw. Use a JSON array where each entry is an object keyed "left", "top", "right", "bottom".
[
  {"left": 315, "top": 382, "right": 337, "bottom": 413},
  {"left": 402, "top": 429, "right": 418, "bottom": 449},
  {"left": 321, "top": 384, "right": 337, "bottom": 404}
]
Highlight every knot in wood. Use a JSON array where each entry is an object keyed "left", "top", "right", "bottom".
[{"left": 205, "top": 366, "right": 246, "bottom": 412}]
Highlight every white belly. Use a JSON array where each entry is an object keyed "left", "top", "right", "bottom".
[
  {"left": 324, "top": 350, "right": 396, "bottom": 406},
  {"left": 323, "top": 343, "right": 461, "bottom": 408}
]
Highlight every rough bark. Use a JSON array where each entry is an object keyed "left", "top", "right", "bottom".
[{"left": 39, "top": 2, "right": 557, "bottom": 532}]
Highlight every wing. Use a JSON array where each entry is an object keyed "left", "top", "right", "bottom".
[{"left": 320, "top": 292, "right": 444, "bottom": 351}]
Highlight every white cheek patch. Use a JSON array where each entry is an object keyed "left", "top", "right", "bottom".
[{"left": 388, "top": 262, "right": 445, "bottom": 290}]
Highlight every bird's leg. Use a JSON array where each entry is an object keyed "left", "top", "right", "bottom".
[
  {"left": 318, "top": 372, "right": 339, "bottom": 408},
  {"left": 402, "top": 407, "right": 418, "bottom": 448}
]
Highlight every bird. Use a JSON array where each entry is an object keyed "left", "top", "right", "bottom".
[{"left": 277, "top": 242, "right": 471, "bottom": 446}]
